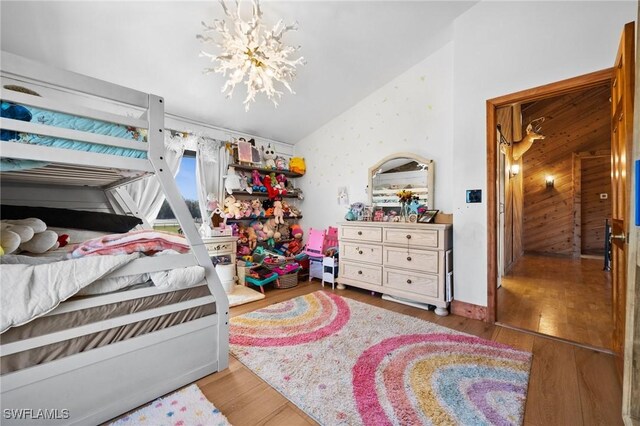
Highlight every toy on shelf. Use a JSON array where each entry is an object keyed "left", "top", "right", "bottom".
[
  {"left": 275, "top": 156, "right": 288, "bottom": 170},
  {"left": 251, "top": 199, "right": 265, "bottom": 217},
  {"left": 251, "top": 169, "right": 266, "bottom": 192},
  {"left": 273, "top": 200, "right": 284, "bottom": 225},
  {"left": 224, "top": 166, "right": 252, "bottom": 195},
  {"left": 263, "top": 143, "right": 277, "bottom": 169},
  {"left": 289, "top": 157, "right": 306, "bottom": 175},
  {"left": 223, "top": 195, "right": 243, "bottom": 219}
]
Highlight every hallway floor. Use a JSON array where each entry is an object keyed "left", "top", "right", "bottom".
[{"left": 498, "top": 254, "right": 613, "bottom": 349}]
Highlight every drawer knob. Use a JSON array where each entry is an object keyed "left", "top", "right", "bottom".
[
  {"left": 406, "top": 234, "right": 411, "bottom": 239},
  {"left": 406, "top": 279, "right": 412, "bottom": 284},
  {"left": 407, "top": 256, "right": 412, "bottom": 261},
  {"left": 358, "top": 231, "right": 363, "bottom": 235},
  {"left": 359, "top": 250, "right": 363, "bottom": 255},
  {"left": 358, "top": 270, "right": 363, "bottom": 275}
]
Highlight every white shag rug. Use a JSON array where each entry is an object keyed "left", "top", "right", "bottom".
[
  {"left": 227, "top": 285, "right": 265, "bottom": 307},
  {"left": 110, "top": 384, "right": 231, "bottom": 426}
]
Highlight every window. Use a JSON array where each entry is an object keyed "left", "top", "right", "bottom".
[{"left": 156, "top": 150, "right": 201, "bottom": 222}]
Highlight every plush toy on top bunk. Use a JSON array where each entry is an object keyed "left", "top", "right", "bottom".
[{"left": 0, "top": 218, "right": 68, "bottom": 255}]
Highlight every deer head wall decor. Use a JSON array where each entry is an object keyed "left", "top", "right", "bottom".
[{"left": 499, "top": 117, "right": 545, "bottom": 161}]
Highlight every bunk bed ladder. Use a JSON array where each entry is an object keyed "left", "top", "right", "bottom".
[{"left": 146, "top": 94, "right": 230, "bottom": 370}]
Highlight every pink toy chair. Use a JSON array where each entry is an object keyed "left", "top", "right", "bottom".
[{"left": 305, "top": 228, "right": 326, "bottom": 258}]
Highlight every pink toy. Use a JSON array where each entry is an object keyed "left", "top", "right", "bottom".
[
  {"left": 250, "top": 220, "right": 266, "bottom": 241},
  {"left": 276, "top": 173, "right": 288, "bottom": 188},
  {"left": 252, "top": 170, "right": 265, "bottom": 192},
  {"left": 305, "top": 226, "right": 338, "bottom": 258}
]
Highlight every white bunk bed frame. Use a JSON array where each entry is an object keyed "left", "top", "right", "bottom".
[{"left": 0, "top": 52, "right": 229, "bottom": 425}]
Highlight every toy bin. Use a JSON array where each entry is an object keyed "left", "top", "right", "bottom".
[
  {"left": 215, "top": 263, "right": 236, "bottom": 294},
  {"left": 274, "top": 270, "right": 300, "bottom": 289}
]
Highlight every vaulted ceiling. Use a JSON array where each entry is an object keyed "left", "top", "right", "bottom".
[{"left": 1, "top": 1, "right": 476, "bottom": 144}]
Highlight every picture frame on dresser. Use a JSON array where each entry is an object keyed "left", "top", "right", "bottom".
[{"left": 418, "top": 209, "right": 439, "bottom": 223}]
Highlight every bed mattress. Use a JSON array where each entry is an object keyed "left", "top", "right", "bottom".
[
  {"left": 0, "top": 285, "right": 213, "bottom": 374},
  {"left": 1, "top": 101, "right": 147, "bottom": 172}
]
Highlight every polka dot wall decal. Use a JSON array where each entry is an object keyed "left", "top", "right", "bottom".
[{"left": 420, "top": 75, "right": 426, "bottom": 81}]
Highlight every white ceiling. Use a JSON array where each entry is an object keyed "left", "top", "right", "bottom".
[{"left": 1, "top": 1, "right": 476, "bottom": 144}]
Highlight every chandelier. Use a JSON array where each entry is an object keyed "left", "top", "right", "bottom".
[{"left": 198, "top": 0, "right": 305, "bottom": 111}]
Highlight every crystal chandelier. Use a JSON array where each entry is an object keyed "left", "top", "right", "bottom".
[{"left": 198, "top": 0, "right": 305, "bottom": 111}]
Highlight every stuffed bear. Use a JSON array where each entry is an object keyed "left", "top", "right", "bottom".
[
  {"left": 273, "top": 200, "right": 285, "bottom": 225},
  {"left": 223, "top": 195, "right": 243, "bottom": 219},
  {"left": 0, "top": 218, "right": 61, "bottom": 254}
]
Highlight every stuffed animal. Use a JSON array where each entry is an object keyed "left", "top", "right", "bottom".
[
  {"left": 273, "top": 200, "right": 284, "bottom": 225},
  {"left": 223, "top": 195, "right": 243, "bottom": 219},
  {"left": 251, "top": 199, "right": 264, "bottom": 217},
  {"left": 224, "top": 166, "right": 252, "bottom": 195},
  {"left": 240, "top": 200, "right": 252, "bottom": 218},
  {"left": 263, "top": 174, "right": 277, "bottom": 199},
  {"left": 263, "top": 143, "right": 276, "bottom": 169},
  {"left": 250, "top": 220, "right": 267, "bottom": 241},
  {"left": 289, "top": 157, "right": 306, "bottom": 175},
  {"left": 275, "top": 156, "right": 287, "bottom": 170},
  {"left": 251, "top": 170, "right": 266, "bottom": 192},
  {"left": 408, "top": 199, "right": 421, "bottom": 215},
  {"left": 0, "top": 218, "right": 61, "bottom": 254},
  {"left": 263, "top": 218, "right": 281, "bottom": 241},
  {"left": 288, "top": 204, "right": 302, "bottom": 217},
  {"left": 286, "top": 224, "right": 304, "bottom": 256},
  {"left": 276, "top": 173, "right": 288, "bottom": 189},
  {"left": 269, "top": 172, "right": 287, "bottom": 198},
  {"left": 281, "top": 200, "right": 292, "bottom": 217},
  {"left": 245, "top": 226, "right": 258, "bottom": 250}
]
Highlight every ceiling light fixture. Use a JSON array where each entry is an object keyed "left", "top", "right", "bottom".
[{"left": 197, "top": 0, "right": 305, "bottom": 111}]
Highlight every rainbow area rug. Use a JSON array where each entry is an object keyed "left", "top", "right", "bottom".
[{"left": 230, "top": 291, "right": 532, "bottom": 426}]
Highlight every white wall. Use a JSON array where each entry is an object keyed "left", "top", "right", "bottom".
[
  {"left": 295, "top": 41, "right": 454, "bottom": 233},
  {"left": 452, "top": 0, "right": 636, "bottom": 306}
]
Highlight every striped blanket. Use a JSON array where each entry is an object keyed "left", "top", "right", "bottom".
[{"left": 70, "top": 230, "right": 190, "bottom": 258}]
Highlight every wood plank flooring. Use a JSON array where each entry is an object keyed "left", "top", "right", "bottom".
[
  {"left": 194, "top": 280, "right": 622, "bottom": 425},
  {"left": 498, "top": 254, "right": 613, "bottom": 349}
]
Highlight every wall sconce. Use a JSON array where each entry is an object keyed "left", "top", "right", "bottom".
[
  {"left": 509, "top": 164, "right": 520, "bottom": 178},
  {"left": 545, "top": 175, "right": 555, "bottom": 188}
]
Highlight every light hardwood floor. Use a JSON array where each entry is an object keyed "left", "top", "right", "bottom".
[
  {"left": 195, "top": 280, "right": 623, "bottom": 426},
  {"left": 498, "top": 254, "right": 613, "bottom": 350}
]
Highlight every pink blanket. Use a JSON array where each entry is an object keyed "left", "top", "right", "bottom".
[{"left": 70, "top": 230, "right": 190, "bottom": 258}]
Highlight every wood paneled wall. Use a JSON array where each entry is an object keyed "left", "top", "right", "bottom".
[
  {"left": 580, "top": 156, "right": 612, "bottom": 255},
  {"left": 521, "top": 84, "right": 611, "bottom": 256},
  {"left": 498, "top": 105, "right": 524, "bottom": 272}
]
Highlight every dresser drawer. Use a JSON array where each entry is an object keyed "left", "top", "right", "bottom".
[
  {"left": 340, "top": 261, "right": 382, "bottom": 286},
  {"left": 342, "top": 242, "right": 382, "bottom": 264},
  {"left": 384, "top": 268, "right": 439, "bottom": 298},
  {"left": 383, "top": 228, "right": 439, "bottom": 248},
  {"left": 383, "top": 246, "right": 438, "bottom": 273},
  {"left": 205, "top": 241, "right": 234, "bottom": 254},
  {"left": 341, "top": 226, "right": 382, "bottom": 242}
]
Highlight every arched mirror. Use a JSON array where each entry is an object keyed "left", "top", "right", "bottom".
[{"left": 368, "top": 153, "right": 434, "bottom": 213}]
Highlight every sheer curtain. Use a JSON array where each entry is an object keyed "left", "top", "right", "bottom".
[
  {"left": 124, "top": 133, "right": 186, "bottom": 223},
  {"left": 196, "top": 137, "right": 228, "bottom": 231}
]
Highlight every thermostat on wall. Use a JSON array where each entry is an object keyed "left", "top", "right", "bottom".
[{"left": 466, "top": 189, "right": 482, "bottom": 203}]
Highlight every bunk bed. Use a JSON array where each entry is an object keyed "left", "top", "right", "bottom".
[{"left": 0, "top": 51, "right": 229, "bottom": 425}]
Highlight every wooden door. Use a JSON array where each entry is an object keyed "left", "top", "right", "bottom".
[{"left": 611, "top": 21, "right": 635, "bottom": 375}]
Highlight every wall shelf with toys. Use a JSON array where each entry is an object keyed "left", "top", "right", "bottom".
[
  {"left": 228, "top": 163, "right": 303, "bottom": 178},
  {"left": 227, "top": 191, "right": 300, "bottom": 199},
  {"left": 226, "top": 215, "right": 303, "bottom": 222}
]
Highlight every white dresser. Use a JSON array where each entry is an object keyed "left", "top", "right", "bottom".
[{"left": 337, "top": 221, "right": 453, "bottom": 315}]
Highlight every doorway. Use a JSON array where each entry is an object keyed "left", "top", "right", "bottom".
[
  {"left": 494, "top": 80, "right": 614, "bottom": 349},
  {"left": 486, "top": 68, "right": 615, "bottom": 337}
]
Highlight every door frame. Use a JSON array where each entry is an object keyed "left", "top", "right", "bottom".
[{"left": 485, "top": 68, "right": 613, "bottom": 323}]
